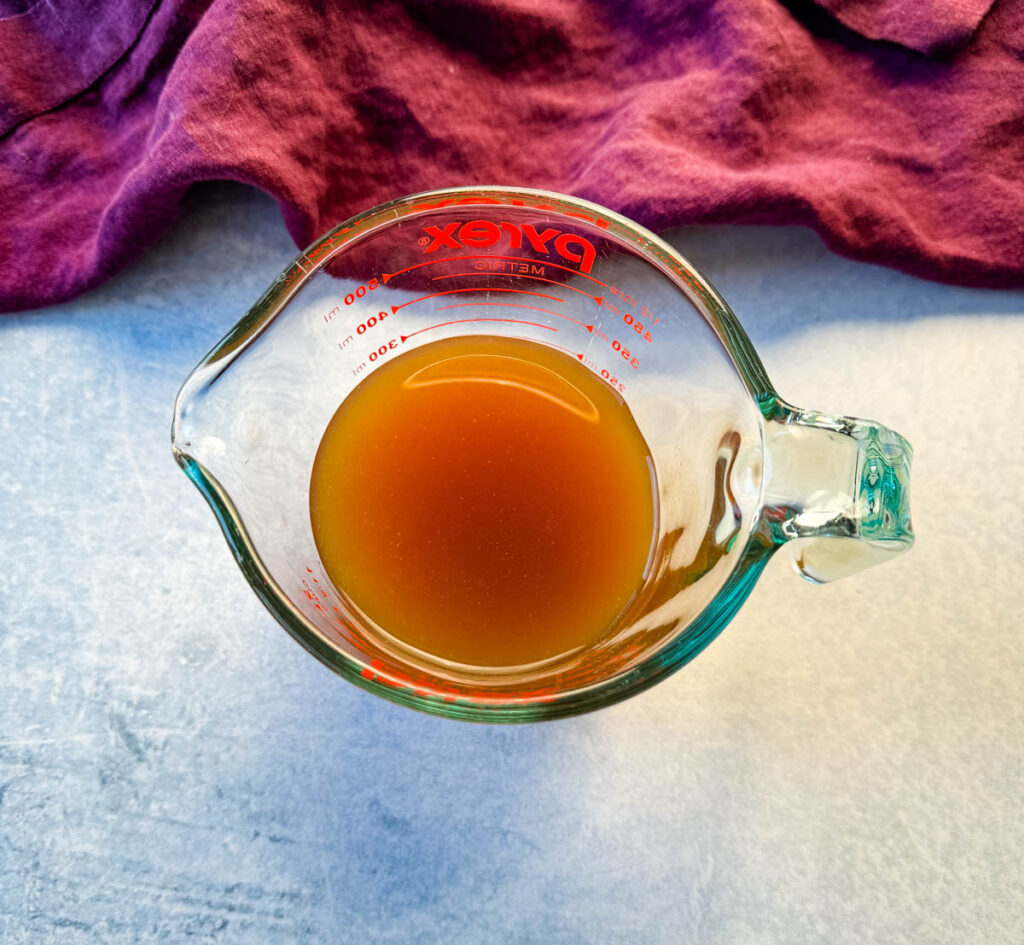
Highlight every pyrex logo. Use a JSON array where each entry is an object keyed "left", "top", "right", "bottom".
[{"left": 419, "top": 220, "right": 597, "bottom": 275}]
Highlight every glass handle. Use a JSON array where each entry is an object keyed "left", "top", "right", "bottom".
[{"left": 759, "top": 401, "right": 914, "bottom": 583}]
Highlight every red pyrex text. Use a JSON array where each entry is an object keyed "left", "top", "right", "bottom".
[{"left": 420, "top": 220, "right": 598, "bottom": 275}]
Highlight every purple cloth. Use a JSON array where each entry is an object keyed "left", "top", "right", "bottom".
[
  {"left": 816, "top": 0, "right": 994, "bottom": 55},
  {"left": 0, "top": 0, "right": 1021, "bottom": 313}
]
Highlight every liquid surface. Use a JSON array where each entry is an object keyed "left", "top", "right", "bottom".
[{"left": 309, "top": 335, "right": 656, "bottom": 668}]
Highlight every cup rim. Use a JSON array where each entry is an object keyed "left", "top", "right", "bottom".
[{"left": 173, "top": 186, "right": 782, "bottom": 722}]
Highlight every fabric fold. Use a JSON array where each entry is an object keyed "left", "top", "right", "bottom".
[
  {"left": 810, "top": 0, "right": 997, "bottom": 56},
  {"left": 0, "top": 0, "right": 1022, "bottom": 313},
  {"left": 0, "top": 0, "right": 158, "bottom": 135}
]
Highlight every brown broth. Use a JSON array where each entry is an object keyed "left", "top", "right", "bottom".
[{"left": 309, "top": 335, "right": 656, "bottom": 668}]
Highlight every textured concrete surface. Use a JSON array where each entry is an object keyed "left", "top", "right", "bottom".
[{"left": 1, "top": 184, "right": 1022, "bottom": 944}]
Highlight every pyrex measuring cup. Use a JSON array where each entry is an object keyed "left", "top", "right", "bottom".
[{"left": 171, "top": 187, "right": 913, "bottom": 721}]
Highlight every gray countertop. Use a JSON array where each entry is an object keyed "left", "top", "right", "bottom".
[{"left": 1, "top": 184, "right": 1021, "bottom": 944}]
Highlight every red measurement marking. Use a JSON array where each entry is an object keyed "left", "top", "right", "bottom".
[
  {"left": 540, "top": 344, "right": 589, "bottom": 362},
  {"left": 390, "top": 286, "right": 561, "bottom": 315},
  {"left": 381, "top": 254, "right": 608, "bottom": 288},
  {"left": 436, "top": 302, "right": 593, "bottom": 331},
  {"left": 400, "top": 318, "right": 557, "bottom": 343},
  {"left": 431, "top": 272, "right": 603, "bottom": 307}
]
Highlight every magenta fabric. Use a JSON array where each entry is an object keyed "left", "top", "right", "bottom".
[
  {"left": 816, "top": 0, "right": 996, "bottom": 54},
  {"left": 0, "top": 0, "right": 1021, "bottom": 313}
]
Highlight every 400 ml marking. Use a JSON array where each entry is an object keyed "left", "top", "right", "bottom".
[{"left": 337, "top": 308, "right": 391, "bottom": 351}]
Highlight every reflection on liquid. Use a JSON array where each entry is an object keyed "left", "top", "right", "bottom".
[
  {"left": 638, "top": 431, "right": 743, "bottom": 611},
  {"left": 564, "top": 430, "right": 748, "bottom": 681},
  {"left": 403, "top": 353, "right": 600, "bottom": 423}
]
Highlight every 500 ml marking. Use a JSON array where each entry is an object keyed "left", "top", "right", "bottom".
[
  {"left": 321, "top": 277, "right": 382, "bottom": 325},
  {"left": 342, "top": 277, "right": 380, "bottom": 308}
]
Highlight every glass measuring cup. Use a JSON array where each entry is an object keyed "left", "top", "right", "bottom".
[{"left": 171, "top": 187, "right": 913, "bottom": 722}]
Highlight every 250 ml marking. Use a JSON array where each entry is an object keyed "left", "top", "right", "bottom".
[{"left": 600, "top": 368, "right": 626, "bottom": 393}]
